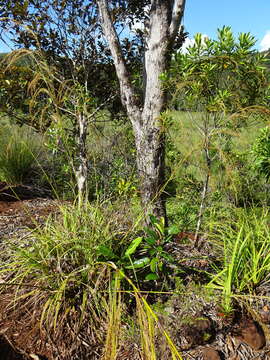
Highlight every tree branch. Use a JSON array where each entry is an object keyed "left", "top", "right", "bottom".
[
  {"left": 142, "top": 1, "right": 171, "bottom": 120},
  {"left": 96, "top": 0, "right": 142, "bottom": 129},
  {"left": 169, "top": 0, "right": 186, "bottom": 40}
]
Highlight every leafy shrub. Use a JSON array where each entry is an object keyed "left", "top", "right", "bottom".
[
  {"left": 98, "top": 215, "right": 180, "bottom": 287},
  {"left": 168, "top": 27, "right": 269, "bottom": 113}
]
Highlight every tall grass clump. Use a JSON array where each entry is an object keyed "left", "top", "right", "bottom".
[
  {"left": 0, "top": 201, "right": 183, "bottom": 359},
  {"left": 207, "top": 208, "right": 270, "bottom": 314},
  {"left": 0, "top": 124, "right": 43, "bottom": 184},
  {"left": 0, "top": 202, "right": 124, "bottom": 358}
]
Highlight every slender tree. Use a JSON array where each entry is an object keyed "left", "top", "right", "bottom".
[
  {"left": 167, "top": 27, "right": 270, "bottom": 241},
  {"left": 0, "top": 1, "right": 117, "bottom": 204},
  {"left": 97, "top": 0, "right": 186, "bottom": 220}
]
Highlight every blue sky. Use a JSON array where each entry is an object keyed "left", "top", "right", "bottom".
[
  {"left": 183, "top": 0, "right": 270, "bottom": 51},
  {"left": 1, "top": 1, "right": 270, "bottom": 52},
  {"left": 0, "top": 41, "right": 11, "bottom": 53}
]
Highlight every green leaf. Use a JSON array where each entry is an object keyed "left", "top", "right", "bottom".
[
  {"left": 161, "top": 253, "right": 174, "bottom": 263},
  {"left": 125, "top": 257, "right": 150, "bottom": 269},
  {"left": 97, "top": 245, "right": 116, "bottom": 259},
  {"left": 149, "top": 215, "right": 158, "bottom": 224},
  {"left": 167, "top": 225, "right": 180, "bottom": 235},
  {"left": 145, "top": 273, "right": 159, "bottom": 281},
  {"left": 155, "top": 222, "right": 165, "bottom": 235},
  {"left": 144, "top": 228, "right": 158, "bottom": 240},
  {"left": 145, "top": 237, "right": 156, "bottom": 246},
  {"left": 150, "top": 257, "right": 159, "bottom": 272},
  {"left": 149, "top": 249, "right": 157, "bottom": 256},
  {"left": 124, "top": 237, "right": 143, "bottom": 257}
]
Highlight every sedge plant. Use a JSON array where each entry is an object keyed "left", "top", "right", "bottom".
[
  {"left": 0, "top": 200, "right": 183, "bottom": 359},
  {"left": 207, "top": 208, "right": 270, "bottom": 314},
  {"left": 0, "top": 202, "right": 120, "bottom": 333}
]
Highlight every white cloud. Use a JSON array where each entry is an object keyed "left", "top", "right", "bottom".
[
  {"left": 181, "top": 37, "right": 195, "bottom": 53},
  {"left": 181, "top": 34, "right": 209, "bottom": 54},
  {"left": 260, "top": 31, "right": 270, "bottom": 51}
]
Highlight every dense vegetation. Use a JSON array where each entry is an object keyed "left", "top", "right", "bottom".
[{"left": 0, "top": 5, "right": 270, "bottom": 359}]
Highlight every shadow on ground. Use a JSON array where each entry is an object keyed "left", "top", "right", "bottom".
[{"left": 0, "top": 336, "right": 24, "bottom": 360}]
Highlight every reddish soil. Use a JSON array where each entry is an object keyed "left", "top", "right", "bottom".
[{"left": 0, "top": 197, "right": 64, "bottom": 241}]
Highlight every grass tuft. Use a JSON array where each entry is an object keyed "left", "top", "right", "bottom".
[{"left": 207, "top": 208, "right": 270, "bottom": 314}]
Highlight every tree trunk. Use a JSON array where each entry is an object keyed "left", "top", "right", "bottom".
[
  {"left": 75, "top": 112, "right": 88, "bottom": 206},
  {"left": 135, "top": 126, "right": 166, "bottom": 219},
  {"left": 133, "top": 1, "right": 170, "bottom": 220},
  {"left": 194, "top": 145, "right": 211, "bottom": 247},
  {"left": 97, "top": 0, "right": 186, "bottom": 221}
]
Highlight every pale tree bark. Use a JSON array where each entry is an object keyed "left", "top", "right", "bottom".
[
  {"left": 75, "top": 112, "right": 88, "bottom": 207},
  {"left": 97, "top": 0, "right": 186, "bottom": 221}
]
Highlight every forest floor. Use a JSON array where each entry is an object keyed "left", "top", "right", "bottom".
[{"left": 0, "top": 185, "right": 270, "bottom": 359}]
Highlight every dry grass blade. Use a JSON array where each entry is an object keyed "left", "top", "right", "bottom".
[{"left": 103, "top": 270, "right": 122, "bottom": 360}]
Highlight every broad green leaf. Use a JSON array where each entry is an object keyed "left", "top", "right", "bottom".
[
  {"left": 155, "top": 223, "right": 164, "bottom": 235},
  {"left": 150, "top": 257, "right": 159, "bottom": 272},
  {"left": 161, "top": 253, "right": 174, "bottom": 263},
  {"left": 145, "top": 273, "right": 159, "bottom": 281},
  {"left": 149, "top": 249, "right": 157, "bottom": 256},
  {"left": 125, "top": 257, "right": 150, "bottom": 269},
  {"left": 97, "top": 245, "right": 116, "bottom": 259},
  {"left": 149, "top": 215, "right": 158, "bottom": 224},
  {"left": 125, "top": 237, "right": 143, "bottom": 257},
  {"left": 144, "top": 228, "right": 158, "bottom": 240},
  {"left": 158, "top": 261, "right": 163, "bottom": 271},
  {"left": 155, "top": 217, "right": 165, "bottom": 235},
  {"left": 145, "top": 237, "right": 156, "bottom": 246}
]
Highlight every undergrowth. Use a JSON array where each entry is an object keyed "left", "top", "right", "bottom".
[
  {"left": 0, "top": 201, "right": 183, "bottom": 359},
  {"left": 208, "top": 208, "right": 270, "bottom": 314},
  {"left": 0, "top": 124, "right": 43, "bottom": 184}
]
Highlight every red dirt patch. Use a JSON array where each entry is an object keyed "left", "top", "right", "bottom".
[
  {"left": 0, "top": 198, "right": 66, "bottom": 240},
  {"left": 0, "top": 201, "right": 24, "bottom": 214}
]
